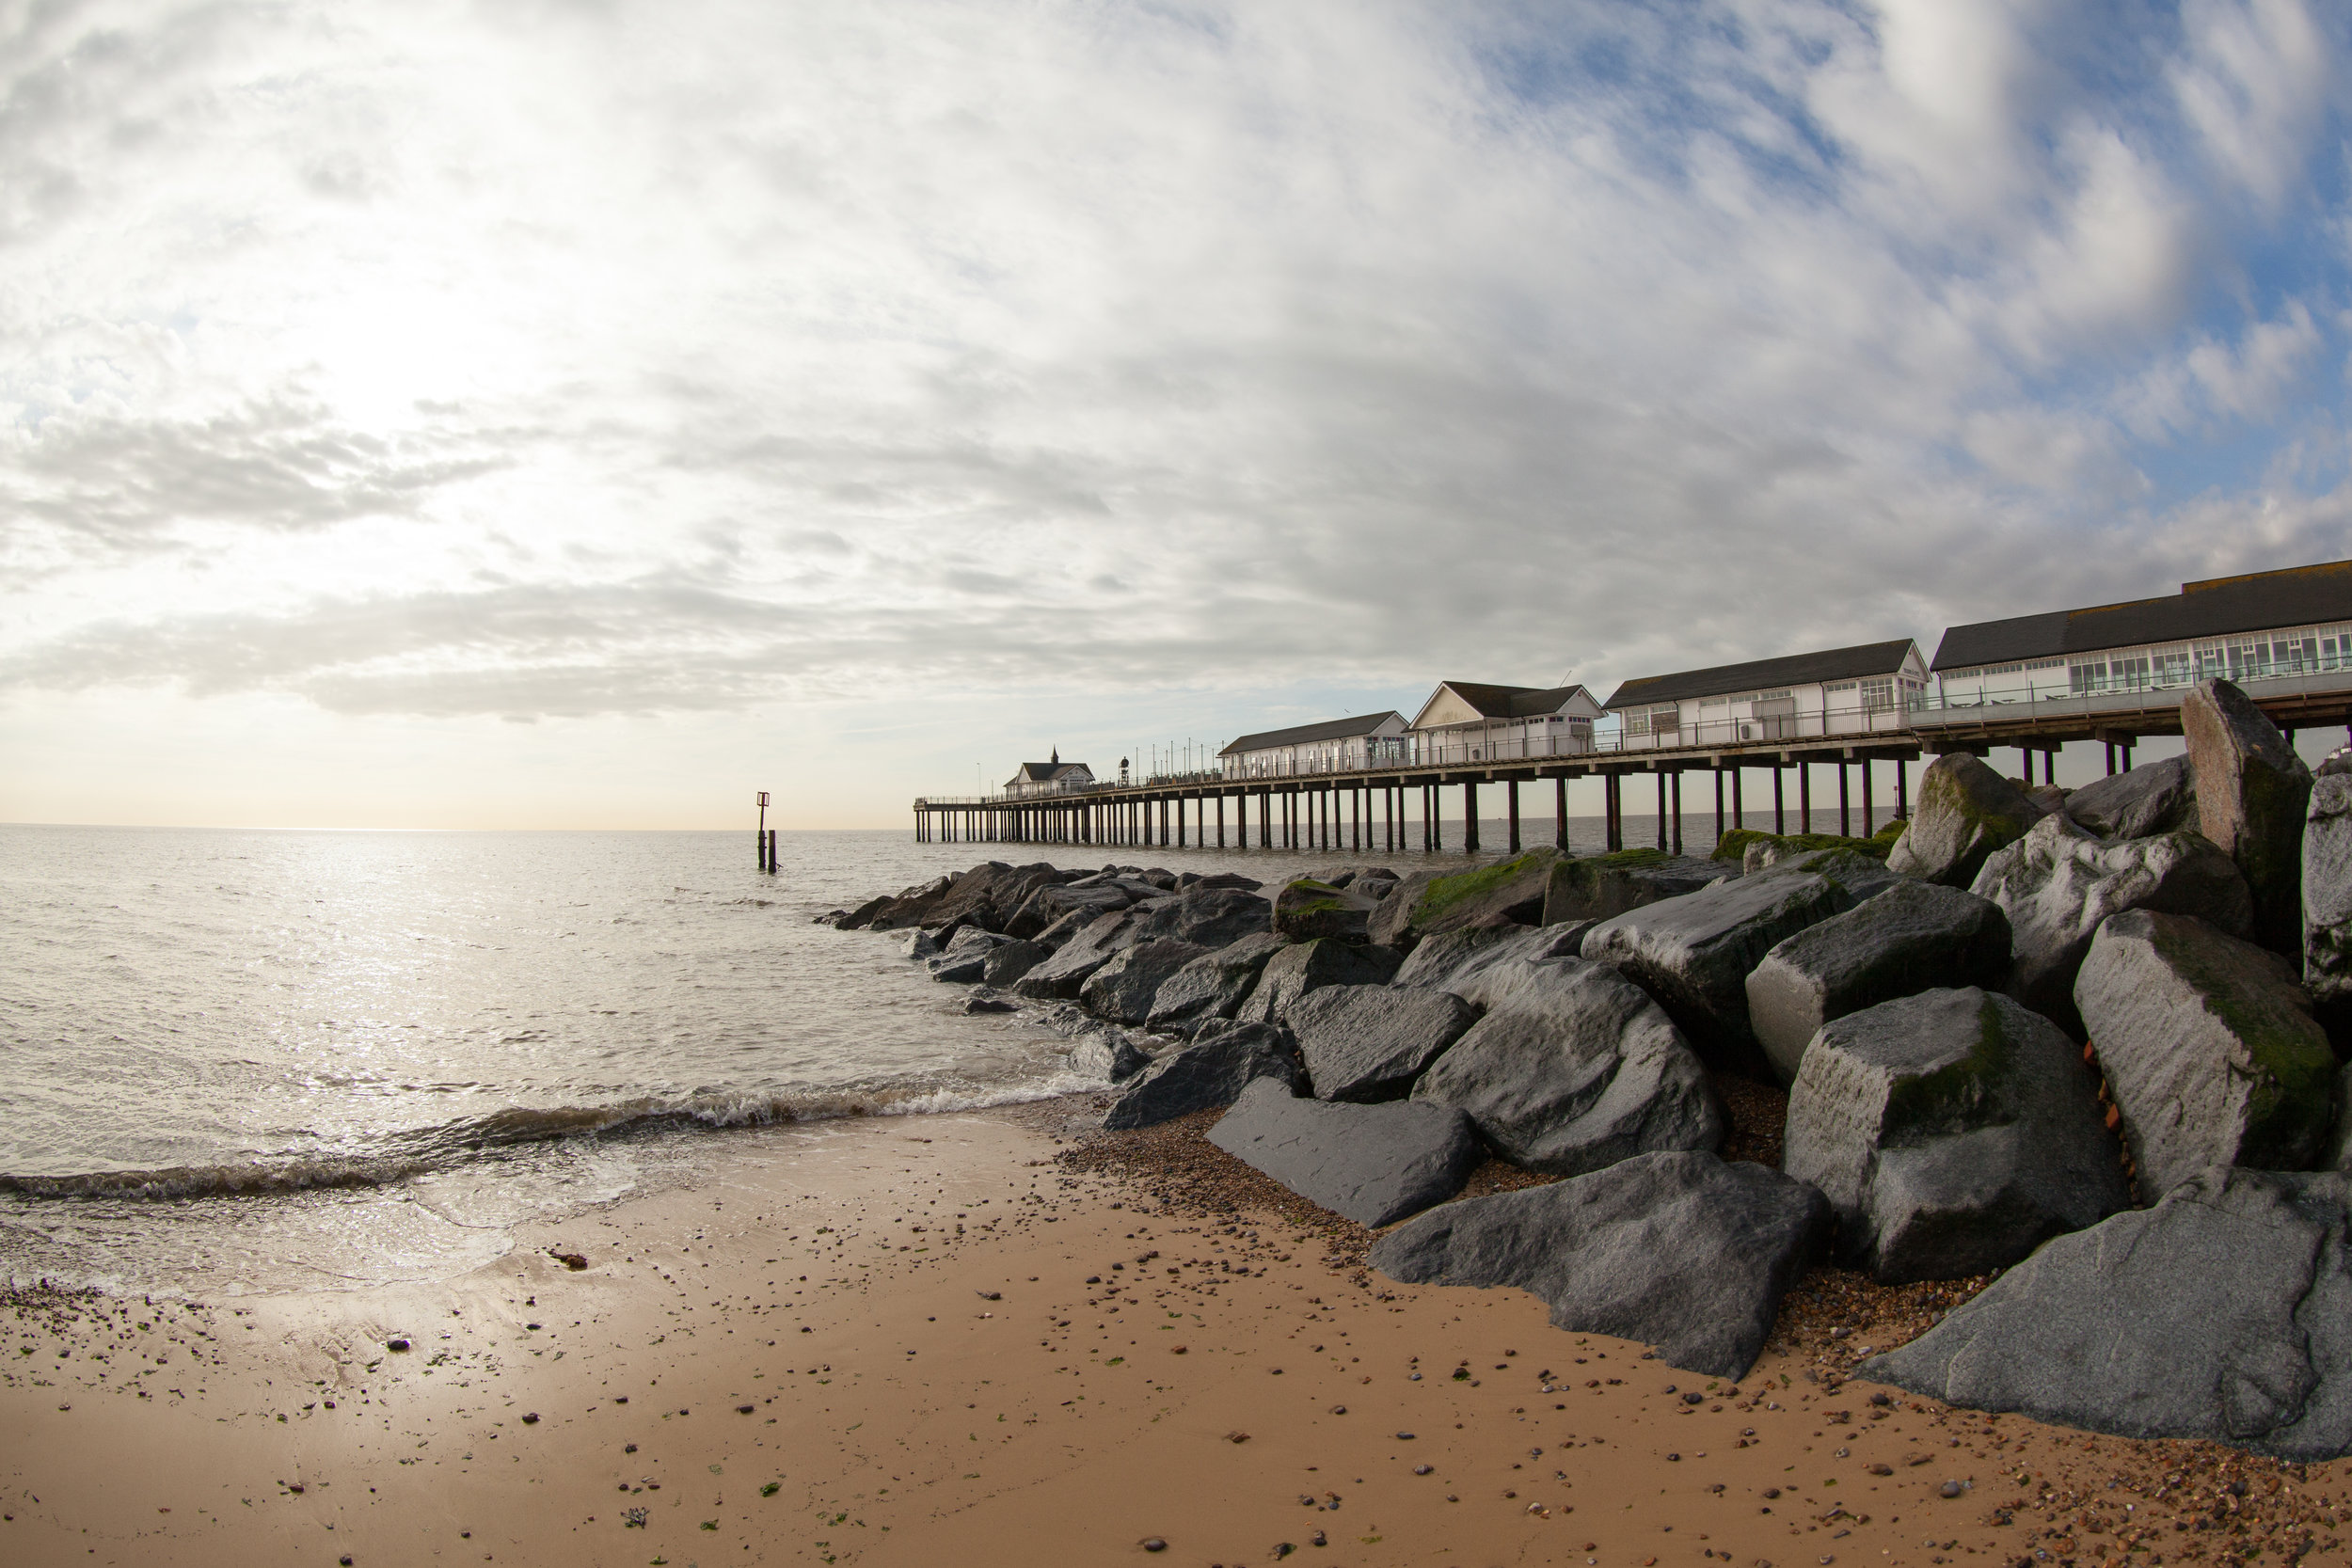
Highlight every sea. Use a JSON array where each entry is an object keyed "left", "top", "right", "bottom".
[{"left": 0, "top": 814, "right": 1721, "bottom": 1298}]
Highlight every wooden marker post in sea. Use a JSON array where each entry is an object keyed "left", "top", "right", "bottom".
[{"left": 756, "top": 791, "right": 776, "bottom": 874}]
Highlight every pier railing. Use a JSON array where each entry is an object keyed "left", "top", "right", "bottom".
[{"left": 1908, "top": 659, "right": 2352, "bottom": 730}]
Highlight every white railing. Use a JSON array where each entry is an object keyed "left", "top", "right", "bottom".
[
  {"left": 1606, "top": 703, "right": 1908, "bottom": 753},
  {"left": 1912, "top": 657, "right": 2352, "bottom": 728}
]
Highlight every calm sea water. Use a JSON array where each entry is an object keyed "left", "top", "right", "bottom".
[{"left": 0, "top": 814, "right": 1744, "bottom": 1296}]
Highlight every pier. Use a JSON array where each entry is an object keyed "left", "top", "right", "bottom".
[{"left": 914, "top": 732, "right": 1921, "bottom": 856}]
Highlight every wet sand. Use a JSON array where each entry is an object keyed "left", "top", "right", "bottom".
[{"left": 6, "top": 1105, "right": 2349, "bottom": 1568}]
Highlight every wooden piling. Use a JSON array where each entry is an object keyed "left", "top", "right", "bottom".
[
  {"left": 1670, "top": 769, "right": 1683, "bottom": 857},
  {"left": 1862, "top": 759, "right": 1874, "bottom": 836},
  {"left": 1838, "top": 763, "right": 1851, "bottom": 837},
  {"left": 1800, "top": 764, "right": 1813, "bottom": 834},
  {"left": 1463, "top": 780, "right": 1480, "bottom": 853},
  {"left": 1506, "top": 779, "right": 1520, "bottom": 853},
  {"left": 1654, "top": 770, "right": 1668, "bottom": 852}
]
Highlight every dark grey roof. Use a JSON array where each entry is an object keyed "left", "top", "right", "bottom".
[
  {"left": 1601, "top": 640, "right": 1918, "bottom": 711},
  {"left": 1220, "top": 711, "right": 1403, "bottom": 756},
  {"left": 1931, "top": 560, "right": 2352, "bottom": 671},
  {"left": 1426, "top": 682, "right": 1593, "bottom": 721},
  {"left": 1006, "top": 761, "right": 1090, "bottom": 784}
]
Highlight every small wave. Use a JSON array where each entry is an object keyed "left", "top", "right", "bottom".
[{"left": 0, "top": 1073, "right": 1095, "bottom": 1203}]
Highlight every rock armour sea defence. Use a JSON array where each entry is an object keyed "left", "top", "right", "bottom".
[
  {"left": 1539, "top": 851, "right": 1730, "bottom": 927},
  {"left": 1237, "top": 939, "right": 1401, "bottom": 1027},
  {"left": 1101, "top": 1021, "right": 1305, "bottom": 1132},
  {"left": 1413, "top": 955, "right": 1723, "bottom": 1175},
  {"left": 1288, "top": 985, "right": 1479, "bottom": 1103},
  {"left": 1370, "top": 1151, "right": 1830, "bottom": 1380},
  {"left": 1206, "top": 1078, "right": 1481, "bottom": 1227},
  {"left": 2063, "top": 755, "right": 2198, "bottom": 840},
  {"left": 2185, "top": 677, "right": 2314, "bottom": 956},
  {"left": 1886, "top": 752, "right": 2045, "bottom": 888},
  {"left": 2074, "top": 909, "right": 2336, "bottom": 1196},
  {"left": 1143, "top": 933, "right": 1287, "bottom": 1037},
  {"left": 2305, "top": 771, "right": 2352, "bottom": 1005},
  {"left": 1782, "top": 988, "right": 2127, "bottom": 1283},
  {"left": 1860, "top": 1167, "right": 2352, "bottom": 1460},
  {"left": 1368, "top": 850, "right": 1560, "bottom": 949}
]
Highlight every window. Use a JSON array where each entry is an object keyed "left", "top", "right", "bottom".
[{"left": 1859, "top": 677, "right": 1894, "bottom": 711}]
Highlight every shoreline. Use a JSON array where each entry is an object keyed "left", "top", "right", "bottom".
[{"left": 7, "top": 1100, "right": 2344, "bottom": 1567}]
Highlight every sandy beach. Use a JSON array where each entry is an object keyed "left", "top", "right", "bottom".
[{"left": 6, "top": 1101, "right": 2347, "bottom": 1568}]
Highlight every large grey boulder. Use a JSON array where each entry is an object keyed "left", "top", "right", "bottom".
[
  {"left": 1066, "top": 1028, "right": 1152, "bottom": 1084},
  {"left": 1237, "top": 938, "right": 1402, "bottom": 1028},
  {"left": 2304, "top": 773, "right": 2352, "bottom": 1005},
  {"left": 1370, "top": 1151, "right": 1830, "bottom": 1379},
  {"left": 1860, "top": 1167, "right": 2352, "bottom": 1460},
  {"left": 1134, "top": 885, "right": 1273, "bottom": 948},
  {"left": 1887, "top": 752, "right": 2046, "bottom": 888},
  {"left": 1783, "top": 988, "right": 2127, "bottom": 1283},
  {"left": 1272, "top": 878, "right": 1379, "bottom": 943},
  {"left": 926, "top": 927, "right": 1010, "bottom": 983},
  {"left": 2064, "top": 755, "right": 2198, "bottom": 840},
  {"left": 1581, "top": 871, "right": 1855, "bottom": 1077},
  {"left": 1288, "top": 985, "right": 1479, "bottom": 1102},
  {"left": 1971, "top": 816, "right": 2251, "bottom": 1036},
  {"left": 1207, "top": 1078, "right": 1481, "bottom": 1227},
  {"left": 979, "top": 939, "right": 1049, "bottom": 987},
  {"left": 2074, "top": 910, "right": 2335, "bottom": 1196},
  {"left": 1100, "top": 1021, "right": 1306, "bottom": 1131},
  {"left": 1078, "top": 938, "right": 1211, "bottom": 1024},
  {"left": 1745, "top": 882, "right": 2012, "bottom": 1083},
  {"left": 1755, "top": 847, "right": 1904, "bottom": 903},
  {"left": 1368, "top": 850, "right": 1561, "bottom": 949},
  {"left": 1391, "top": 924, "right": 1587, "bottom": 992},
  {"left": 1004, "top": 879, "right": 1134, "bottom": 940},
  {"left": 1143, "top": 933, "right": 1287, "bottom": 1037},
  {"left": 2186, "top": 678, "right": 2313, "bottom": 955},
  {"left": 1413, "top": 956, "right": 1723, "bottom": 1175},
  {"left": 1541, "top": 850, "right": 1730, "bottom": 927},
  {"left": 1010, "top": 909, "right": 1145, "bottom": 1000}
]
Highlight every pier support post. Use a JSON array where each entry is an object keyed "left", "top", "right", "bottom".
[
  {"left": 1896, "top": 759, "right": 1908, "bottom": 822},
  {"left": 1838, "top": 763, "right": 1851, "bottom": 837},
  {"left": 1732, "top": 768, "right": 1744, "bottom": 836},
  {"left": 1556, "top": 776, "right": 1569, "bottom": 852},
  {"left": 1654, "top": 770, "right": 1668, "bottom": 852},
  {"left": 1670, "top": 768, "right": 1683, "bottom": 857},
  {"left": 1862, "top": 759, "right": 1874, "bottom": 836},
  {"left": 1506, "top": 779, "right": 1520, "bottom": 853},
  {"left": 1801, "top": 764, "right": 1813, "bottom": 833},
  {"left": 1463, "top": 780, "right": 1480, "bottom": 853},
  {"left": 1713, "top": 769, "right": 1724, "bottom": 845},
  {"left": 1430, "top": 784, "right": 1442, "bottom": 852}
]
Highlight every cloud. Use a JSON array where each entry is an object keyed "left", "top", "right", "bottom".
[{"left": 1, "top": 0, "right": 2348, "bottom": 764}]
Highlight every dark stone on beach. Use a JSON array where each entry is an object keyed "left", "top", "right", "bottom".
[
  {"left": 1272, "top": 879, "right": 1380, "bottom": 943},
  {"left": 1011, "top": 910, "right": 1145, "bottom": 1000},
  {"left": 1744, "top": 881, "right": 2011, "bottom": 1084},
  {"left": 1136, "top": 885, "right": 1274, "bottom": 948},
  {"left": 1288, "top": 985, "right": 1478, "bottom": 1102},
  {"left": 927, "top": 927, "right": 1009, "bottom": 983},
  {"left": 1782, "top": 988, "right": 2127, "bottom": 1283},
  {"left": 1368, "top": 851, "right": 1561, "bottom": 950},
  {"left": 1581, "top": 871, "right": 1854, "bottom": 1077},
  {"left": 2185, "top": 677, "right": 2313, "bottom": 956},
  {"left": 1390, "top": 924, "right": 1587, "bottom": 993},
  {"left": 1370, "top": 1150, "right": 1830, "bottom": 1380},
  {"left": 1101, "top": 1021, "right": 1306, "bottom": 1131},
  {"left": 1185, "top": 872, "right": 1263, "bottom": 893},
  {"left": 1886, "top": 753, "right": 2046, "bottom": 889},
  {"left": 1144, "top": 933, "right": 1288, "bottom": 1037},
  {"left": 1542, "top": 851, "right": 1732, "bottom": 927},
  {"left": 2307, "top": 773, "right": 2352, "bottom": 1006},
  {"left": 1238, "top": 939, "right": 1401, "bottom": 1027},
  {"left": 1207, "top": 1078, "right": 1481, "bottom": 1227},
  {"left": 1860, "top": 1166, "right": 2352, "bottom": 1460},
  {"left": 2064, "top": 755, "right": 2198, "bottom": 840},
  {"left": 961, "top": 986, "right": 1022, "bottom": 1014},
  {"left": 1972, "top": 816, "right": 2250, "bottom": 1036},
  {"left": 2074, "top": 909, "right": 2335, "bottom": 1196},
  {"left": 1080, "top": 939, "right": 1212, "bottom": 1024},
  {"left": 1755, "top": 847, "right": 1904, "bottom": 903},
  {"left": 834, "top": 895, "right": 893, "bottom": 931},
  {"left": 1006, "top": 879, "right": 1135, "bottom": 940},
  {"left": 1067, "top": 1028, "right": 1152, "bottom": 1084},
  {"left": 980, "top": 940, "right": 1049, "bottom": 987},
  {"left": 1414, "top": 954, "right": 1722, "bottom": 1175}
]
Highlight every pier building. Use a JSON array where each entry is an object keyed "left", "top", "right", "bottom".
[
  {"left": 1406, "top": 682, "right": 1603, "bottom": 765},
  {"left": 1003, "top": 752, "right": 1093, "bottom": 797},
  {"left": 1218, "top": 712, "right": 1409, "bottom": 779},
  {"left": 1599, "top": 640, "right": 1927, "bottom": 754}
]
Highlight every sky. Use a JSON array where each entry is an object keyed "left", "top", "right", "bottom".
[{"left": 4, "top": 0, "right": 2350, "bottom": 830}]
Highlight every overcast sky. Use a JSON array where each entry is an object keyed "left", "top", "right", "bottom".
[{"left": 4, "top": 0, "right": 2349, "bottom": 829}]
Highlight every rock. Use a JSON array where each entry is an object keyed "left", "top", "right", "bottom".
[
  {"left": 1413, "top": 956, "right": 1723, "bottom": 1174},
  {"left": 1143, "top": 934, "right": 1288, "bottom": 1037},
  {"left": 1067, "top": 1028, "right": 1152, "bottom": 1084},
  {"left": 2074, "top": 910, "right": 2335, "bottom": 1196},
  {"left": 1744, "top": 882, "right": 2012, "bottom": 1083},
  {"left": 1782, "top": 988, "right": 2128, "bottom": 1283},
  {"left": 1005, "top": 879, "right": 1135, "bottom": 940},
  {"left": 1370, "top": 1151, "right": 1830, "bottom": 1379},
  {"left": 2026, "top": 782, "right": 2069, "bottom": 818},
  {"left": 1272, "top": 879, "right": 1379, "bottom": 943},
  {"left": 1972, "top": 816, "right": 2251, "bottom": 1036},
  {"left": 1369, "top": 851, "right": 1563, "bottom": 948},
  {"left": 1237, "top": 939, "right": 1402, "bottom": 1028},
  {"left": 1754, "top": 847, "right": 1904, "bottom": 903},
  {"left": 961, "top": 986, "right": 1021, "bottom": 1015},
  {"left": 1079, "top": 939, "right": 1211, "bottom": 1024},
  {"left": 2308, "top": 774, "right": 2352, "bottom": 1005},
  {"left": 1886, "top": 752, "right": 2046, "bottom": 888},
  {"left": 1208, "top": 1078, "right": 1482, "bottom": 1227},
  {"left": 2063, "top": 755, "right": 2198, "bottom": 840},
  {"left": 1716, "top": 830, "right": 1894, "bottom": 872},
  {"left": 920, "top": 862, "right": 1073, "bottom": 934},
  {"left": 1010, "top": 910, "right": 1146, "bottom": 1000},
  {"left": 1391, "top": 925, "right": 1588, "bottom": 993},
  {"left": 1136, "top": 885, "right": 1274, "bottom": 948},
  {"left": 1101, "top": 1021, "right": 1307, "bottom": 1131},
  {"left": 927, "top": 927, "right": 1009, "bottom": 983},
  {"left": 1184, "top": 871, "right": 1264, "bottom": 893},
  {"left": 1287, "top": 986, "right": 1479, "bottom": 1102},
  {"left": 1581, "top": 871, "right": 1855, "bottom": 1077},
  {"left": 2185, "top": 678, "right": 2314, "bottom": 955},
  {"left": 1858, "top": 1166, "right": 2352, "bottom": 1460},
  {"left": 1543, "top": 850, "right": 1734, "bottom": 926},
  {"left": 898, "top": 929, "right": 942, "bottom": 961},
  {"left": 834, "top": 894, "right": 892, "bottom": 931},
  {"left": 979, "top": 939, "right": 1050, "bottom": 987}
]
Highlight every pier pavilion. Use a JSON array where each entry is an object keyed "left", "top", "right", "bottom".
[
  {"left": 1406, "top": 682, "right": 1602, "bottom": 765},
  {"left": 1915, "top": 560, "right": 2352, "bottom": 779},
  {"left": 1218, "top": 712, "right": 1408, "bottom": 778}
]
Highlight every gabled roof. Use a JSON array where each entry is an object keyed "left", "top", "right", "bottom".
[
  {"left": 1005, "top": 761, "right": 1091, "bottom": 784},
  {"left": 1410, "top": 682, "right": 1597, "bottom": 728},
  {"left": 1601, "top": 640, "right": 1919, "bottom": 710},
  {"left": 1931, "top": 560, "right": 2352, "bottom": 672},
  {"left": 1219, "top": 711, "right": 1404, "bottom": 756}
]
